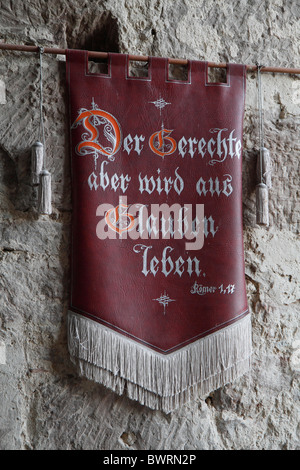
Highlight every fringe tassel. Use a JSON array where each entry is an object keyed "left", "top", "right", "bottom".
[
  {"left": 256, "top": 182, "right": 269, "bottom": 226},
  {"left": 68, "top": 312, "right": 252, "bottom": 413},
  {"left": 38, "top": 169, "right": 52, "bottom": 215},
  {"left": 256, "top": 147, "right": 271, "bottom": 226},
  {"left": 31, "top": 141, "right": 44, "bottom": 185}
]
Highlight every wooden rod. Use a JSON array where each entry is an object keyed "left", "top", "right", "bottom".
[{"left": 0, "top": 42, "right": 299, "bottom": 74}]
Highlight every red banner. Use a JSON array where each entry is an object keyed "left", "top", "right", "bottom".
[{"left": 66, "top": 50, "right": 251, "bottom": 411}]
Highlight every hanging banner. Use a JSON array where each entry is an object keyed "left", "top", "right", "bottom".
[{"left": 66, "top": 50, "right": 251, "bottom": 413}]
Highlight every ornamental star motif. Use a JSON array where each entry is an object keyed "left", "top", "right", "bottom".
[
  {"left": 153, "top": 291, "right": 176, "bottom": 315},
  {"left": 149, "top": 97, "right": 171, "bottom": 115}
]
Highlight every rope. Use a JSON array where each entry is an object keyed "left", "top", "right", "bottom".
[
  {"left": 257, "top": 63, "right": 264, "bottom": 184},
  {"left": 38, "top": 46, "right": 46, "bottom": 168}
]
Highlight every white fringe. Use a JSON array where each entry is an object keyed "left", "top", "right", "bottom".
[
  {"left": 38, "top": 170, "right": 52, "bottom": 215},
  {"left": 68, "top": 311, "right": 252, "bottom": 413},
  {"left": 31, "top": 141, "right": 44, "bottom": 186}
]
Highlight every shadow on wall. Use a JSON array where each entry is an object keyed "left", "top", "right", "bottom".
[
  {"left": 66, "top": 11, "right": 120, "bottom": 53},
  {"left": 0, "top": 145, "right": 33, "bottom": 214}
]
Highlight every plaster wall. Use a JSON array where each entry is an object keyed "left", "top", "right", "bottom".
[{"left": 0, "top": 0, "right": 299, "bottom": 450}]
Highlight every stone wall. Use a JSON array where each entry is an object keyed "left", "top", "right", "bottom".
[{"left": 0, "top": 0, "right": 299, "bottom": 450}]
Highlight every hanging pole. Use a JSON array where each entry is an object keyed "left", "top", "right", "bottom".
[{"left": 0, "top": 42, "right": 299, "bottom": 74}]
